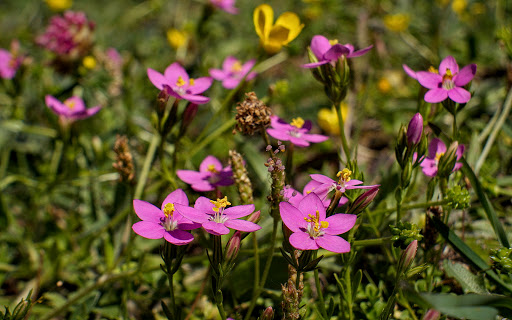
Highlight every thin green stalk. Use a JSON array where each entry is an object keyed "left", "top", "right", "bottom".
[
  {"left": 188, "top": 118, "right": 235, "bottom": 158},
  {"left": 313, "top": 252, "right": 328, "bottom": 318},
  {"left": 452, "top": 113, "right": 458, "bottom": 141},
  {"left": 250, "top": 232, "right": 260, "bottom": 309},
  {"left": 335, "top": 103, "right": 351, "bottom": 161},
  {"left": 167, "top": 272, "right": 176, "bottom": 317},
  {"left": 370, "top": 199, "right": 448, "bottom": 216},
  {"left": 134, "top": 133, "right": 161, "bottom": 199}
]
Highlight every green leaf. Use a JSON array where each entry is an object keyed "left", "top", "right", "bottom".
[{"left": 442, "top": 260, "right": 487, "bottom": 294}]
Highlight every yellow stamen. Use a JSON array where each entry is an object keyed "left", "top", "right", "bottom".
[
  {"left": 428, "top": 66, "right": 439, "bottom": 74},
  {"left": 211, "top": 196, "right": 231, "bottom": 213},
  {"left": 207, "top": 164, "right": 218, "bottom": 173},
  {"left": 189, "top": 78, "right": 195, "bottom": 86},
  {"left": 163, "top": 203, "right": 175, "bottom": 217},
  {"left": 290, "top": 117, "right": 305, "bottom": 128},
  {"left": 442, "top": 68, "right": 453, "bottom": 81},
  {"left": 435, "top": 152, "right": 444, "bottom": 161},
  {"left": 329, "top": 39, "right": 339, "bottom": 45},
  {"left": 231, "top": 61, "right": 242, "bottom": 72},
  {"left": 65, "top": 100, "right": 76, "bottom": 110},
  {"left": 304, "top": 210, "right": 329, "bottom": 232},
  {"left": 336, "top": 168, "right": 352, "bottom": 182},
  {"left": 176, "top": 76, "right": 186, "bottom": 87}
]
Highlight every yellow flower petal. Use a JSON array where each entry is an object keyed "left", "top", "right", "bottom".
[
  {"left": 274, "top": 12, "right": 304, "bottom": 44},
  {"left": 253, "top": 4, "right": 274, "bottom": 41}
]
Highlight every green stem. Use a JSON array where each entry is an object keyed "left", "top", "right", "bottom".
[
  {"left": 188, "top": 118, "right": 235, "bottom": 158},
  {"left": 250, "top": 232, "right": 260, "bottom": 310},
  {"left": 285, "top": 143, "right": 294, "bottom": 184},
  {"left": 313, "top": 252, "right": 328, "bottom": 318},
  {"left": 370, "top": 199, "right": 448, "bottom": 216},
  {"left": 335, "top": 103, "right": 351, "bottom": 161},
  {"left": 134, "top": 133, "right": 161, "bottom": 199},
  {"left": 452, "top": 112, "right": 458, "bottom": 141},
  {"left": 167, "top": 272, "right": 176, "bottom": 317}
]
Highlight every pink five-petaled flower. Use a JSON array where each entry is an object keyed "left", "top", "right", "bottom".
[
  {"left": 280, "top": 193, "right": 356, "bottom": 253},
  {"left": 266, "top": 115, "right": 328, "bottom": 147},
  {"left": 209, "top": 56, "right": 257, "bottom": 89},
  {"left": 176, "top": 196, "right": 261, "bottom": 236},
  {"left": 420, "top": 138, "right": 465, "bottom": 177},
  {"left": 403, "top": 56, "right": 477, "bottom": 104},
  {"left": 132, "top": 189, "right": 201, "bottom": 245},
  {"left": 310, "top": 168, "right": 379, "bottom": 196},
  {"left": 45, "top": 95, "right": 101, "bottom": 121},
  {"left": 177, "top": 155, "right": 233, "bottom": 192},
  {"left": 147, "top": 62, "right": 213, "bottom": 104},
  {"left": 210, "top": 0, "right": 238, "bottom": 14},
  {"left": 303, "top": 35, "right": 373, "bottom": 68}
]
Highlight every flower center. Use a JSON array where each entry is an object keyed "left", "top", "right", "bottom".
[
  {"left": 330, "top": 168, "right": 352, "bottom": 193},
  {"left": 442, "top": 69, "right": 454, "bottom": 90},
  {"left": 435, "top": 152, "right": 444, "bottom": 163},
  {"left": 329, "top": 39, "right": 339, "bottom": 46},
  {"left": 209, "top": 196, "right": 231, "bottom": 223},
  {"left": 64, "top": 100, "right": 76, "bottom": 109},
  {"left": 428, "top": 66, "right": 439, "bottom": 74},
  {"left": 231, "top": 61, "right": 242, "bottom": 72},
  {"left": 207, "top": 164, "right": 218, "bottom": 173},
  {"left": 162, "top": 203, "right": 178, "bottom": 231},
  {"left": 304, "top": 210, "right": 329, "bottom": 238},
  {"left": 290, "top": 117, "right": 305, "bottom": 129},
  {"left": 176, "top": 76, "right": 186, "bottom": 87}
]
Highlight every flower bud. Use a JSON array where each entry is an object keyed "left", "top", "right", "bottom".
[
  {"left": 395, "top": 125, "right": 408, "bottom": 168},
  {"left": 407, "top": 113, "right": 423, "bottom": 146},
  {"left": 347, "top": 186, "right": 379, "bottom": 215},
  {"left": 398, "top": 239, "right": 418, "bottom": 274},
  {"left": 422, "top": 309, "right": 440, "bottom": 320},
  {"left": 225, "top": 231, "right": 241, "bottom": 263},
  {"left": 437, "top": 141, "right": 459, "bottom": 177},
  {"left": 260, "top": 306, "right": 274, "bottom": 320},
  {"left": 247, "top": 210, "right": 261, "bottom": 224},
  {"left": 181, "top": 103, "right": 199, "bottom": 130},
  {"left": 401, "top": 161, "right": 412, "bottom": 189}
]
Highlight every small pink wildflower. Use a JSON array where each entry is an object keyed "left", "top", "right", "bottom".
[
  {"left": 45, "top": 95, "right": 101, "bottom": 121},
  {"left": 210, "top": 0, "right": 238, "bottom": 14},
  {"left": 0, "top": 42, "right": 22, "bottom": 79},
  {"left": 403, "top": 56, "right": 477, "bottom": 104},
  {"left": 280, "top": 193, "right": 356, "bottom": 253},
  {"left": 266, "top": 115, "right": 328, "bottom": 147},
  {"left": 177, "top": 155, "right": 233, "bottom": 192},
  {"left": 132, "top": 189, "right": 201, "bottom": 245},
  {"left": 176, "top": 196, "right": 261, "bottom": 236},
  {"left": 209, "top": 56, "right": 256, "bottom": 89},
  {"left": 310, "top": 168, "right": 379, "bottom": 196},
  {"left": 147, "top": 62, "right": 213, "bottom": 104},
  {"left": 284, "top": 181, "right": 348, "bottom": 207},
  {"left": 420, "top": 138, "right": 464, "bottom": 177},
  {"left": 303, "top": 35, "right": 373, "bottom": 68}
]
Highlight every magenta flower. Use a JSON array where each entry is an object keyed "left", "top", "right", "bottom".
[
  {"left": 176, "top": 196, "right": 261, "bottom": 235},
  {"left": 45, "top": 95, "right": 101, "bottom": 121},
  {"left": 403, "top": 56, "right": 477, "bottom": 104},
  {"left": 132, "top": 189, "right": 201, "bottom": 245},
  {"left": 284, "top": 180, "right": 348, "bottom": 207},
  {"left": 267, "top": 115, "right": 328, "bottom": 147},
  {"left": 420, "top": 138, "right": 465, "bottom": 177},
  {"left": 310, "top": 168, "right": 378, "bottom": 196},
  {"left": 210, "top": 0, "right": 238, "bottom": 14},
  {"left": 209, "top": 56, "right": 256, "bottom": 89},
  {"left": 407, "top": 113, "right": 423, "bottom": 146},
  {"left": 303, "top": 35, "right": 373, "bottom": 68},
  {"left": 147, "top": 62, "right": 213, "bottom": 104},
  {"left": 177, "top": 155, "right": 233, "bottom": 192},
  {"left": 280, "top": 193, "right": 356, "bottom": 253},
  {"left": 0, "top": 46, "right": 22, "bottom": 79}
]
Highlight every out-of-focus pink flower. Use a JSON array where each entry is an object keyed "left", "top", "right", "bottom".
[
  {"left": 147, "top": 62, "right": 212, "bottom": 104},
  {"left": 284, "top": 181, "right": 348, "bottom": 208},
  {"left": 36, "top": 11, "right": 95, "bottom": 60},
  {"left": 105, "top": 48, "right": 123, "bottom": 68},
  {"left": 303, "top": 35, "right": 372, "bottom": 68},
  {"left": 420, "top": 138, "right": 464, "bottom": 177},
  {"left": 310, "top": 168, "right": 378, "bottom": 196},
  {"left": 210, "top": 0, "right": 238, "bottom": 14},
  {"left": 209, "top": 56, "right": 256, "bottom": 89},
  {"left": 177, "top": 155, "right": 233, "bottom": 192},
  {"left": 280, "top": 193, "right": 356, "bottom": 253},
  {"left": 403, "top": 56, "right": 477, "bottom": 104},
  {"left": 267, "top": 115, "right": 328, "bottom": 147},
  {"left": 0, "top": 41, "right": 22, "bottom": 79},
  {"left": 45, "top": 95, "right": 101, "bottom": 121}
]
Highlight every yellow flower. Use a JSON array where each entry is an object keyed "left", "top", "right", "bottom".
[
  {"left": 166, "top": 28, "right": 189, "bottom": 50},
  {"left": 317, "top": 103, "right": 349, "bottom": 135},
  {"left": 82, "top": 56, "right": 97, "bottom": 69},
  {"left": 383, "top": 13, "right": 410, "bottom": 33},
  {"left": 253, "top": 4, "right": 304, "bottom": 54},
  {"left": 44, "top": 0, "right": 72, "bottom": 11},
  {"left": 452, "top": 0, "right": 468, "bottom": 16}
]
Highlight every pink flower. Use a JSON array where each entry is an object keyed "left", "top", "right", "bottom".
[
  {"left": 176, "top": 196, "right": 261, "bottom": 235},
  {"left": 310, "top": 168, "right": 378, "bottom": 196},
  {"left": 279, "top": 193, "right": 356, "bottom": 253},
  {"left": 210, "top": 0, "right": 238, "bottom": 14},
  {"left": 177, "top": 155, "right": 233, "bottom": 192},
  {"left": 147, "top": 62, "right": 213, "bottom": 104},
  {"left": 266, "top": 115, "right": 328, "bottom": 147},
  {"left": 45, "top": 95, "right": 101, "bottom": 121},
  {"left": 132, "top": 189, "right": 201, "bottom": 245},
  {"left": 209, "top": 56, "right": 256, "bottom": 89},
  {"left": 407, "top": 113, "right": 423, "bottom": 146},
  {"left": 284, "top": 180, "right": 348, "bottom": 207},
  {"left": 0, "top": 45, "right": 22, "bottom": 79},
  {"left": 403, "top": 56, "right": 477, "bottom": 104},
  {"left": 420, "top": 138, "right": 464, "bottom": 177},
  {"left": 303, "top": 35, "right": 373, "bottom": 68}
]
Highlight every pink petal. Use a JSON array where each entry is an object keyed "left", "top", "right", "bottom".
[
  {"left": 176, "top": 219, "right": 201, "bottom": 230},
  {"left": 428, "top": 138, "right": 446, "bottom": 158},
  {"left": 456, "top": 144, "right": 465, "bottom": 160},
  {"left": 289, "top": 136, "right": 310, "bottom": 147},
  {"left": 188, "top": 77, "right": 213, "bottom": 94},
  {"left": 453, "top": 162, "right": 463, "bottom": 172},
  {"left": 177, "top": 170, "right": 207, "bottom": 184},
  {"left": 347, "top": 45, "right": 373, "bottom": 58},
  {"left": 224, "top": 204, "right": 255, "bottom": 219},
  {"left": 224, "top": 219, "right": 261, "bottom": 232},
  {"left": 164, "top": 62, "right": 188, "bottom": 87},
  {"left": 454, "top": 64, "right": 477, "bottom": 86},
  {"left": 267, "top": 128, "right": 292, "bottom": 141},
  {"left": 83, "top": 106, "right": 102, "bottom": 118},
  {"left": 174, "top": 204, "right": 210, "bottom": 223},
  {"left": 421, "top": 160, "right": 438, "bottom": 177},
  {"left": 448, "top": 87, "right": 471, "bottom": 104},
  {"left": 279, "top": 202, "right": 307, "bottom": 232},
  {"left": 132, "top": 221, "right": 165, "bottom": 239},
  {"left": 222, "top": 56, "right": 238, "bottom": 70},
  {"left": 298, "top": 193, "right": 326, "bottom": 221},
  {"left": 439, "top": 56, "right": 459, "bottom": 75},
  {"left": 64, "top": 96, "right": 86, "bottom": 112},
  {"left": 161, "top": 189, "right": 189, "bottom": 210},
  {"left": 416, "top": 71, "right": 442, "bottom": 89},
  {"left": 310, "top": 35, "right": 331, "bottom": 60},
  {"left": 194, "top": 196, "right": 216, "bottom": 214},
  {"left": 180, "top": 93, "right": 210, "bottom": 104},
  {"left": 202, "top": 221, "right": 230, "bottom": 235},
  {"left": 324, "top": 213, "right": 357, "bottom": 235},
  {"left": 191, "top": 181, "right": 215, "bottom": 192},
  {"left": 310, "top": 174, "right": 335, "bottom": 185},
  {"left": 289, "top": 232, "right": 319, "bottom": 250},
  {"left": 222, "top": 78, "right": 241, "bottom": 89},
  {"left": 403, "top": 64, "right": 417, "bottom": 79},
  {"left": 164, "top": 229, "right": 194, "bottom": 245},
  {"left": 316, "top": 235, "right": 351, "bottom": 253},
  {"left": 133, "top": 200, "right": 164, "bottom": 223},
  {"left": 200, "top": 155, "right": 223, "bottom": 172},
  {"left": 303, "top": 133, "right": 329, "bottom": 143},
  {"left": 147, "top": 68, "right": 167, "bottom": 90},
  {"left": 302, "top": 60, "right": 330, "bottom": 68},
  {"left": 45, "top": 95, "right": 71, "bottom": 116},
  {"left": 241, "top": 60, "right": 256, "bottom": 75},
  {"left": 424, "top": 88, "right": 448, "bottom": 103},
  {"left": 322, "top": 44, "right": 350, "bottom": 61},
  {"left": 209, "top": 68, "right": 227, "bottom": 80}
]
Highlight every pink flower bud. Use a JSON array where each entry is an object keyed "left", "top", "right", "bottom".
[
  {"left": 422, "top": 309, "right": 440, "bottom": 320},
  {"left": 225, "top": 231, "right": 241, "bottom": 262},
  {"left": 407, "top": 113, "right": 423, "bottom": 146},
  {"left": 347, "top": 186, "right": 379, "bottom": 214},
  {"left": 247, "top": 210, "right": 261, "bottom": 224},
  {"left": 398, "top": 239, "right": 418, "bottom": 273},
  {"left": 261, "top": 306, "right": 274, "bottom": 320}
]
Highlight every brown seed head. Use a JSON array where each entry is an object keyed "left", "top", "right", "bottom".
[
  {"left": 234, "top": 92, "right": 272, "bottom": 135},
  {"left": 113, "top": 135, "right": 135, "bottom": 183}
]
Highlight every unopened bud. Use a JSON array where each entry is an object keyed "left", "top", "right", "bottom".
[
  {"left": 438, "top": 141, "right": 459, "bottom": 177},
  {"left": 398, "top": 239, "right": 418, "bottom": 274},
  {"left": 156, "top": 88, "right": 170, "bottom": 116},
  {"left": 181, "top": 103, "right": 199, "bottom": 129},
  {"left": 260, "top": 306, "right": 274, "bottom": 320},
  {"left": 401, "top": 161, "right": 412, "bottom": 189},
  {"left": 347, "top": 186, "right": 379, "bottom": 215},
  {"left": 247, "top": 210, "right": 261, "bottom": 224},
  {"left": 225, "top": 231, "right": 241, "bottom": 262},
  {"left": 422, "top": 309, "right": 440, "bottom": 320},
  {"left": 395, "top": 125, "right": 408, "bottom": 168},
  {"left": 407, "top": 113, "right": 423, "bottom": 146}
]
